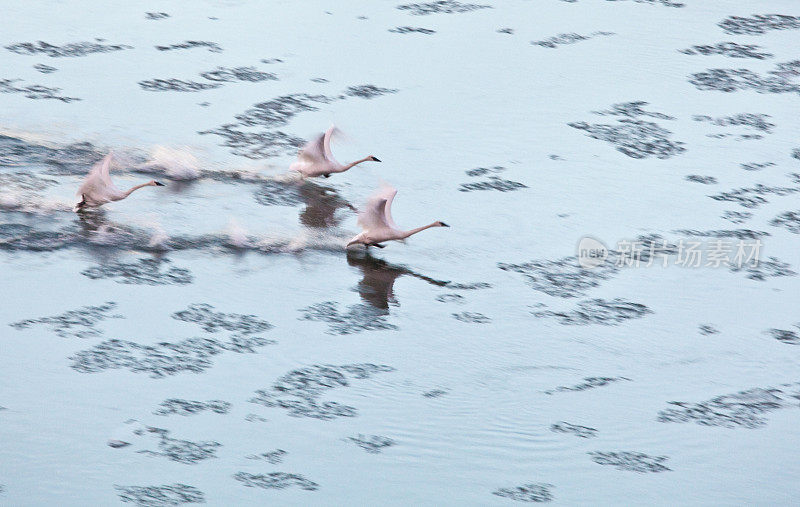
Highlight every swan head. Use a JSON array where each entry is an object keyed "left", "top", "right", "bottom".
[
  {"left": 151, "top": 180, "right": 165, "bottom": 186},
  {"left": 368, "top": 156, "right": 381, "bottom": 162},
  {"left": 435, "top": 221, "right": 450, "bottom": 227}
]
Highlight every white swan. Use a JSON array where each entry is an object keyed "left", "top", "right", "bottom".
[
  {"left": 290, "top": 126, "right": 380, "bottom": 178},
  {"left": 75, "top": 153, "right": 164, "bottom": 212},
  {"left": 346, "top": 185, "right": 449, "bottom": 248}
]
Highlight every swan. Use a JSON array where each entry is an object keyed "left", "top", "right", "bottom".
[
  {"left": 346, "top": 185, "right": 449, "bottom": 248},
  {"left": 290, "top": 126, "right": 380, "bottom": 178},
  {"left": 75, "top": 153, "right": 164, "bottom": 212}
]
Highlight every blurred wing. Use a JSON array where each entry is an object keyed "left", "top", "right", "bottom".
[
  {"left": 77, "top": 154, "right": 115, "bottom": 196},
  {"left": 297, "top": 133, "right": 326, "bottom": 164},
  {"left": 383, "top": 186, "right": 399, "bottom": 230},
  {"left": 357, "top": 186, "right": 398, "bottom": 232},
  {"left": 323, "top": 125, "right": 340, "bottom": 166}
]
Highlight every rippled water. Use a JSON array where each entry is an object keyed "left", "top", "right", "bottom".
[{"left": 2, "top": 1, "right": 800, "bottom": 505}]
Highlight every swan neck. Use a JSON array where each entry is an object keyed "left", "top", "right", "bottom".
[
  {"left": 401, "top": 222, "right": 438, "bottom": 239},
  {"left": 121, "top": 182, "right": 151, "bottom": 199}
]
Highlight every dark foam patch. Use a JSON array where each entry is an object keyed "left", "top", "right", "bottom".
[
  {"left": 6, "top": 39, "right": 132, "bottom": 57},
  {"left": 200, "top": 86, "right": 396, "bottom": 158},
  {"left": 561, "top": 0, "right": 682, "bottom": 5},
  {"left": 718, "top": 14, "right": 800, "bottom": 36},
  {"left": 741, "top": 162, "right": 774, "bottom": 171},
  {"left": 545, "top": 376, "right": 631, "bottom": 395},
  {"left": 33, "top": 63, "right": 57, "bottom": 73},
  {"left": 138, "top": 79, "right": 222, "bottom": 92},
  {"left": 451, "top": 311, "right": 491, "bottom": 323},
  {"left": 674, "top": 229, "right": 769, "bottom": 240},
  {"left": 589, "top": 451, "right": 670, "bottom": 473},
  {"left": 346, "top": 434, "right": 395, "bottom": 453},
  {"left": 532, "top": 31, "right": 613, "bottom": 48},
  {"left": 342, "top": 85, "right": 398, "bottom": 99},
  {"left": 299, "top": 302, "right": 398, "bottom": 334},
  {"left": 710, "top": 176, "right": 800, "bottom": 208},
  {"left": 551, "top": 421, "right": 597, "bottom": 438},
  {"left": 769, "top": 210, "right": 800, "bottom": 234},
  {"left": 153, "top": 399, "right": 232, "bottom": 416},
  {"left": 0, "top": 133, "right": 104, "bottom": 173},
  {"left": 569, "top": 101, "right": 685, "bottom": 159},
  {"left": 729, "top": 256, "right": 796, "bottom": 281},
  {"left": 10, "top": 302, "right": 122, "bottom": 339},
  {"left": 140, "top": 66, "right": 277, "bottom": 92},
  {"left": 253, "top": 180, "right": 304, "bottom": 206},
  {"left": 248, "top": 363, "right": 395, "bottom": 420},
  {"left": 155, "top": 41, "right": 222, "bottom": 52},
  {"left": 699, "top": 324, "right": 719, "bottom": 335},
  {"left": 115, "top": 483, "right": 204, "bottom": 506},
  {"left": 492, "top": 483, "right": 554, "bottom": 503},
  {"left": 245, "top": 413, "right": 267, "bottom": 422},
  {"left": 423, "top": 388, "right": 448, "bottom": 398},
  {"left": 145, "top": 12, "right": 170, "bottom": 20},
  {"left": 389, "top": 27, "right": 436, "bottom": 34},
  {"left": 658, "top": 385, "right": 800, "bottom": 428},
  {"left": 768, "top": 328, "right": 800, "bottom": 345},
  {"left": 689, "top": 60, "right": 800, "bottom": 95},
  {"left": 721, "top": 211, "right": 752, "bottom": 224},
  {"left": 459, "top": 176, "right": 527, "bottom": 193},
  {"left": 136, "top": 427, "right": 221, "bottom": 464},
  {"left": 499, "top": 256, "right": 620, "bottom": 299},
  {"left": 246, "top": 449, "right": 287, "bottom": 464},
  {"left": 0, "top": 173, "right": 58, "bottom": 190},
  {"left": 81, "top": 258, "right": 194, "bottom": 285},
  {"left": 533, "top": 298, "right": 652, "bottom": 325},
  {"left": 172, "top": 303, "right": 273, "bottom": 335},
  {"left": 70, "top": 335, "right": 276, "bottom": 378},
  {"left": 679, "top": 43, "right": 772, "bottom": 60},
  {"left": 693, "top": 113, "right": 773, "bottom": 140},
  {"left": 685, "top": 175, "right": 717, "bottom": 184},
  {"left": 233, "top": 472, "right": 319, "bottom": 491},
  {"left": 397, "top": 1, "right": 492, "bottom": 15},
  {"left": 0, "top": 78, "right": 79, "bottom": 102},
  {"left": 201, "top": 66, "right": 277, "bottom": 83}
]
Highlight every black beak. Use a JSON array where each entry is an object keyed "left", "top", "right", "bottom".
[
  {"left": 371, "top": 157, "right": 381, "bottom": 162},
  {"left": 154, "top": 181, "right": 165, "bottom": 186},
  {"left": 440, "top": 222, "right": 450, "bottom": 227}
]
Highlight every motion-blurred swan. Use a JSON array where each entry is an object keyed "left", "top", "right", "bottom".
[
  {"left": 74, "top": 153, "right": 164, "bottom": 211},
  {"left": 290, "top": 126, "right": 380, "bottom": 178},
  {"left": 346, "top": 185, "right": 449, "bottom": 248}
]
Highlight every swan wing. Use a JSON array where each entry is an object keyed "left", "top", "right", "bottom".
[
  {"left": 357, "top": 185, "right": 399, "bottom": 232},
  {"left": 297, "top": 132, "right": 326, "bottom": 164},
  {"left": 383, "top": 185, "right": 399, "bottom": 230},
  {"left": 77, "top": 154, "right": 116, "bottom": 197},
  {"left": 322, "top": 125, "right": 340, "bottom": 166}
]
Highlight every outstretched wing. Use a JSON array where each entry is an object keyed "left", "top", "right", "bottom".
[
  {"left": 322, "top": 125, "right": 340, "bottom": 166},
  {"left": 357, "top": 185, "right": 399, "bottom": 232},
  {"left": 297, "top": 133, "right": 326, "bottom": 164},
  {"left": 383, "top": 186, "right": 399, "bottom": 230},
  {"left": 77, "top": 153, "right": 116, "bottom": 196}
]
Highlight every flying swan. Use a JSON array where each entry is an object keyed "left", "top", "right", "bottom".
[
  {"left": 347, "top": 185, "right": 449, "bottom": 248},
  {"left": 290, "top": 126, "right": 380, "bottom": 178},
  {"left": 75, "top": 153, "right": 164, "bottom": 211}
]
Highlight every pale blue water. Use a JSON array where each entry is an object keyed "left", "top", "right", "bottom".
[{"left": 2, "top": 1, "right": 800, "bottom": 505}]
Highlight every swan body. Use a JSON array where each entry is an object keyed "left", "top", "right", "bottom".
[
  {"left": 347, "top": 185, "right": 448, "bottom": 248},
  {"left": 290, "top": 126, "right": 380, "bottom": 178},
  {"left": 75, "top": 154, "right": 164, "bottom": 211}
]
